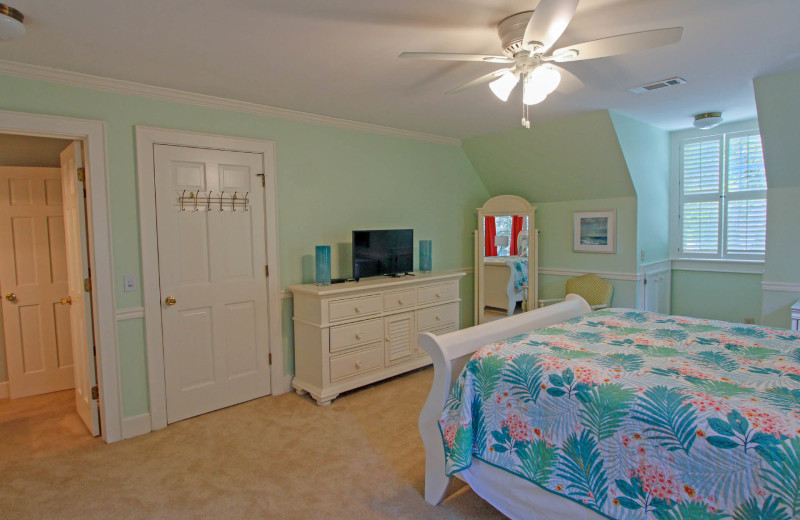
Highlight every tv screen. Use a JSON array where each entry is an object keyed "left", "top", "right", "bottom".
[{"left": 352, "top": 229, "right": 413, "bottom": 279}]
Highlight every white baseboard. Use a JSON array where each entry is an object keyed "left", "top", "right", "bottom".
[
  {"left": 121, "top": 413, "right": 152, "bottom": 439},
  {"left": 0, "top": 381, "right": 8, "bottom": 399}
]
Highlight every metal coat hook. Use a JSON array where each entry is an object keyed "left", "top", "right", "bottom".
[
  {"left": 219, "top": 191, "right": 225, "bottom": 211},
  {"left": 194, "top": 190, "right": 200, "bottom": 211},
  {"left": 207, "top": 191, "right": 213, "bottom": 211},
  {"left": 232, "top": 192, "right": 237, "bottom": 212},
  {"left": 243, "top": 192, "right": 249, "bottom": 211}
]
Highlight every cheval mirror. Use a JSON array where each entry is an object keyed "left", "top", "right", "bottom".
[{"left": 475, "top": 195, "right": 538, "bottom": 324}]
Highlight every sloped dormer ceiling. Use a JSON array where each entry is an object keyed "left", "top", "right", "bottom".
[{"left": 461, "top": 110, "right": 634, "bottom": 203}]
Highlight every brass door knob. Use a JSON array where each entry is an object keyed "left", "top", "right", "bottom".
[
  {"left": 165, "top": 296, "right": 177, "bottom": 306},
  {"left": 56, "top": 297, "right": 72, "bottom": 305},
  {"left": 5, "top": 292, "right": 16, "bottom": 302}
]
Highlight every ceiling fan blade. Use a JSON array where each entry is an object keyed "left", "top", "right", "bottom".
[
  {"left": 522, "top": 0, "right": 579, "bottom": 53},
  {"left": 399, "top": 52, "right": 513, "bottom": 64},
  {"left": 549, "top": 27, "right": 683, "bottom": 62},
  {"left": 550, "top": 64, "right": 584, "bottom": 94},
  {"left": 445, "top": 68, "right": 513, "bottom": 95}
]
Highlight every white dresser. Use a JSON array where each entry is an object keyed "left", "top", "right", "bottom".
[{"left": 289, "top": 271, "right": 465, "bottom": 405}]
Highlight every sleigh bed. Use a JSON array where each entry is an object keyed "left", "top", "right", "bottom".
[{"left": 418, "top": 296, "right": 800, "bottom": 520}]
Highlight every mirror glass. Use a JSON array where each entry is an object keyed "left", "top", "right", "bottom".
[{"left": 475, "top": 196, "right": 536, "bottom": 324}]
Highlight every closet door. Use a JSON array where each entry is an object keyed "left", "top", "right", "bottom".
[{"left": 153, "top": 145, "right": 271, "bottom": 424}]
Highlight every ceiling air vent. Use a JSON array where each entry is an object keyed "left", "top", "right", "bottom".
[{"left": 629, "top": 77, "right": 687, "bottom": 94}]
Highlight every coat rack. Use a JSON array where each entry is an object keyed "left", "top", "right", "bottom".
[{"left": 178, "top": 190, "right": 249, "bottom": 212}]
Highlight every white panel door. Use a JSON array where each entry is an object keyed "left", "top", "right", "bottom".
[
  {"left": 60, "top": 142, "right": 100, "bottom": 436},
  {"left": 0, "top": 167, "right": 74, "bottom": 398},
  {"left": 154, "top": 145, "right": 270, "bottom": 424}
]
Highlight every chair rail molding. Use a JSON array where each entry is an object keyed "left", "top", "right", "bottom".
[{"left": 762, "top": 281, "right": 800, "bottom": 292}]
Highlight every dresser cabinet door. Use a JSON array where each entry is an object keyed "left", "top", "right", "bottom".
[{"left": 384, "top": 312, "right": 415, "bottom": 365}]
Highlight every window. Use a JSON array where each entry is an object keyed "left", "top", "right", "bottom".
[{"left": 678, "top": 130, "right": 767, "bottom": 260}]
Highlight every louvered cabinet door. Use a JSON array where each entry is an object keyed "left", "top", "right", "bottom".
[{"left": 383, "top": 311, "right": 415, "bottom": 365}]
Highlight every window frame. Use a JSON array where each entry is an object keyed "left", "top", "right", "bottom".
[{"left": 670, "top": 119, "right": 766, "bottom": 267}]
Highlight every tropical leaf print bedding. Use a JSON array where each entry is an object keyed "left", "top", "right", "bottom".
[{"left": 439, "top": 309, "right": 800, "bottom": 520}]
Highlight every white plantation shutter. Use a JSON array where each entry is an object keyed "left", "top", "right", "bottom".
[
  {"left": 682, "top": 201, "right": 719, "bottom": 253},
  {"left": 682, "top": 139, "right": 721, "bottom": 194},
  {"left": 679, "top": 130, "right": 767, "bottom": 260}
]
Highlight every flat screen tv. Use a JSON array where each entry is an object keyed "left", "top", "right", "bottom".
[{"left": 352, "top": 229, "right": 413, "bottom": 279}]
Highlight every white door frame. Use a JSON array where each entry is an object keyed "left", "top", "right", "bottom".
[
  {"left": 0, "top": 110, "right": 121, "bottom": 443},
  {"left": 135, "top": 126, "right": 288, "bottom": 432}
]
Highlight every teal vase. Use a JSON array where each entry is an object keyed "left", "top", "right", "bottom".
[
  {"left": 419, "top": 240, "right": 432, "bottom": 272},
  {"left": 315, "top": 245, "right": 331, "bottom": 285}
]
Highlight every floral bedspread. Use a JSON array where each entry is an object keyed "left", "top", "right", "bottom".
[
  {"left": 505, "top": 257, "right": 527, "bottom": 293},
  {"left": 439, "top": 309, "right": 800, "bottom": 520}
]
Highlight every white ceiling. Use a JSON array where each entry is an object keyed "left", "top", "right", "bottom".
[{"left": 1, "top": 0, "right": 799, "bottom": 139}]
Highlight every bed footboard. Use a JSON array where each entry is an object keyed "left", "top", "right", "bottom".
[{"left": 417, "top": 295, "right": 591, "bottom": 505}]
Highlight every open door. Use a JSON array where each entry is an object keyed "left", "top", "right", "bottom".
[{"left": 60, "top": 142, "right": 100, "bottom": 436}]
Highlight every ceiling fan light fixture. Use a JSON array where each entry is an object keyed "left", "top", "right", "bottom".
[
  {"left": 531, "top": 65, "right": 561, "bottom": 94},
  {"left": 523, "top": 76, "right": 548, "bottom": 105},
  {"left": 693, "top": 112, "right": 723, "bottom": 130},
  {"left": 0, "top": 3, "right": 24, "bottom": 41},
  {"left": 489, "top": 70, "right": 519, "bottom": 102}
]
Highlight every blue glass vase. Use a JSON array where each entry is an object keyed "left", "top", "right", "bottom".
[
  {"left": 419, "top": 240, "right": 432, "bottom": 272},
  {"left": 315, "top": 245, "right": 331, "bottom": 285}
]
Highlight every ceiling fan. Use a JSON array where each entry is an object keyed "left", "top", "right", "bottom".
[{"left": 400, "top": 0, "right": 682, "bottom": 127}]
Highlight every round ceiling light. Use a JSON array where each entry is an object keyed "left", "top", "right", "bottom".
[
  {"left": 693, "top": 112, "right": 723, "bottom": 130},
  {"left": 0, "top": 3, "right": 25, "bottom": 41}
]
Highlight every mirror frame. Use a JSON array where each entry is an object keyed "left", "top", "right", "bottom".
[{"left": 475, "top": 195, "right": 537, "bottom": 324}]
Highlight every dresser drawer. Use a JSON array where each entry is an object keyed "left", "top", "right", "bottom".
[
  {"left": 329, "top": 318, "right": 383, "bottom": 353},
  {"left": 384, "top": 289, "right": 417, "bottom": 312},
  {"left": 418, "top": 302, "right": 459, "bottom": 330},
  {"left": 328, "top": 294, "right": 382, "bottom": 322},
  {"left": 329, "top": 343, "right": 384, "bottom": 382},
  {"left": 418, "top": 282, "right": 457, "bottom": 305}
]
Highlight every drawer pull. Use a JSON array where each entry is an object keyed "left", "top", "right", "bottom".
[
  {"left": 355, "top": 361, "right": 362, "bottom": 370},
  {"left": 355, "top": 332, "right": 362, "bottom": 340},
  {"left": 354, "top": 306, "right": 362, "bottom": 313},
  {"left": 435, "top": 292, "right": 441, "bottom": 298},
  {"left": 435, "top": 315, "right": 441, "bottom": 321},
  {"left": 398, "top": 299, "right": 404, "bottom": 305}
]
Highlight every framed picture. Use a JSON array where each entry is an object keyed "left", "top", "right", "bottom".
[{"left": 573, "top": 210, "right": 616, "bottom": 253}]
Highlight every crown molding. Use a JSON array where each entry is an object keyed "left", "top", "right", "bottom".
[{"left": 0, "top": 59, "right": 461, "bottom": 147}]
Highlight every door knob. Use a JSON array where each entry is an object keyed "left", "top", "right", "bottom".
[
  {"left": 165, "top": 296, "right": 177, "bottom": 306},
  {"left": 5, "top": 292, "right": 16, "bottom": 302},
  {"left": 55, "top": 297, "right": 72, "bottom": 305}
]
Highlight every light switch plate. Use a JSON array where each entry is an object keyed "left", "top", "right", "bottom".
[{"left": 124, "top": 275, "right": 137, "bottom": 292}]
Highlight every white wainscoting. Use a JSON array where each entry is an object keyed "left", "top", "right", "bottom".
[
  {"left": 115, "top": 307, "right": 152, "bottom": 439},
  {"left": 639, "top": 260, "right": 672, "bottom": 314}
]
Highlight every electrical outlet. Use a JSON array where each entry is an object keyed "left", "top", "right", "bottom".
[
  {"left": 124, "top": 275, "right": 137, "bottom": 292},
  {"left": 640, "top": 250, "right": 645, "bottom": 261},
  {"left": 743, "top": 318, "right": 755, "bottom": 324}
]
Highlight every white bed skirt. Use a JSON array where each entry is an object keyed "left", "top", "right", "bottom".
[{"left": 461, "top": 460, "right": 606, "bottom": 520}]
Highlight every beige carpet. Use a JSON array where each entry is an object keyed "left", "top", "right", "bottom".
[{"left": 0, "top": 368, "right": 507, "bottom": 519}]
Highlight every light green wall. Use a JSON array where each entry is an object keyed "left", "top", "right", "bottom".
[
  {"left": 461, "top": 110, "right": 635, "bottom": 202},
  {"left": 0, "top": 74, "right": 489, "bottom": 415},
  {"left": 754, "top": 69, "right": 800, "bottom": 327},
  {"left": 609, "top": 112, "right": 670, "bottom": 265},
  {"left": 460, "top": 111, "right": 641, "bottom": 311},
  {"left": 536, "top": 197, "right": 638, "bottom": 273},
  {"left": 671, "top": 271, "right": 763, "bottom": 324}
]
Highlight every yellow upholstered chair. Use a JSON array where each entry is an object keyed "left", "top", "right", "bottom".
[{"left": 538, "top": 273, "right": 613, "bottom": 310}]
